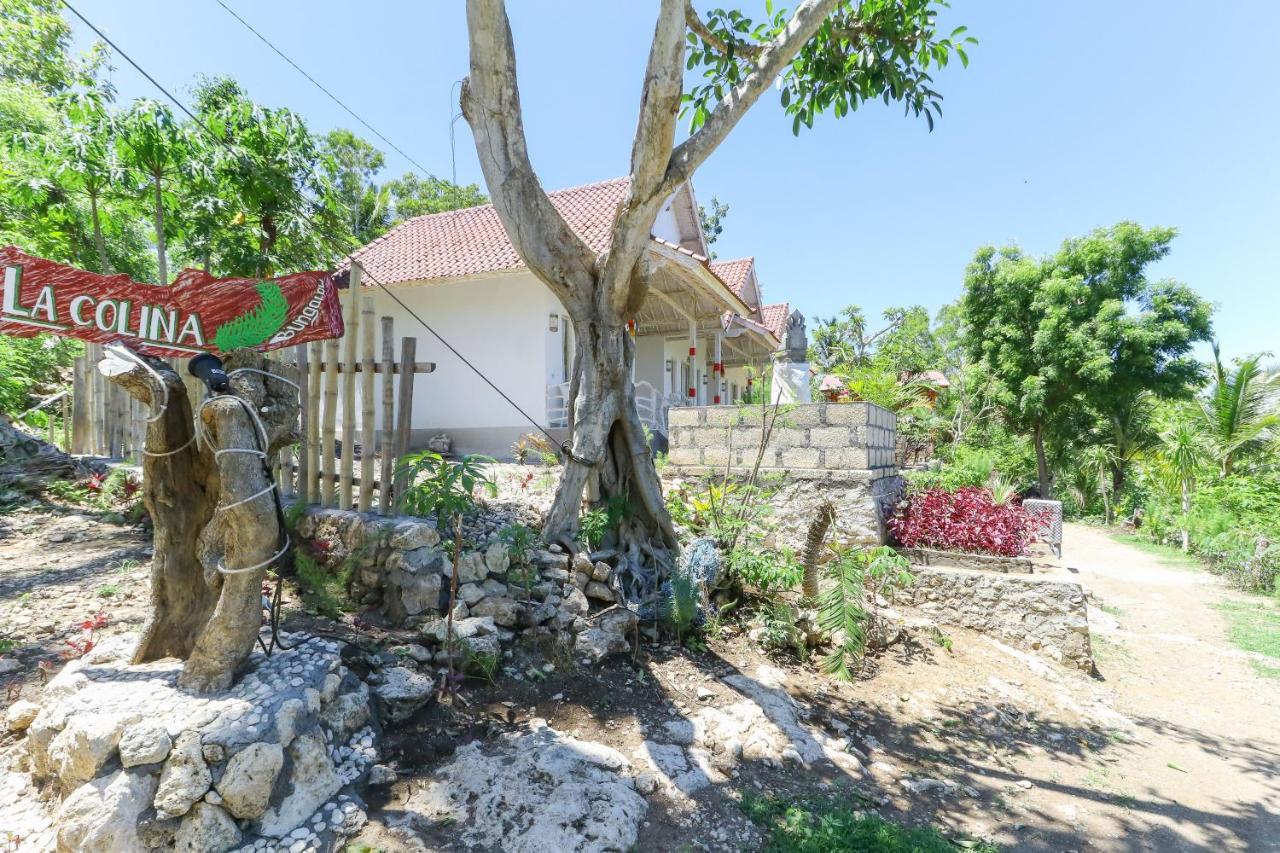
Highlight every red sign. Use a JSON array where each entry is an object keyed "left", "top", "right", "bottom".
[{"left": 0, "top": 247, "right": 344, "bottom": 359}]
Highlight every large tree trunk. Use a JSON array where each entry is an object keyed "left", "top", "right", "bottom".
[
  {"left": 1033, "top": 421, "right": 1051, "bottom": 498},
  {"left": 543, "top": 307, "right": 679, "bottom": 600},
  {"left": 460, "top": 0, "right": 841, "bottom": 604},
  {"left": 100, "top": 349, "right": 299, "bottom": 692}
]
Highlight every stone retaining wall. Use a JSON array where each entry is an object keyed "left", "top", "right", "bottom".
[
  {"left": 294, "top": 508, "right": 643, "bottom": 665},
  {"left": 666, "top": 401, "right": 897, "bottom": 473},
  {"left": 9, "top": 633, "right": 374, "bottom": 851},
  {"left": 890, "top": 567, "right": 1093, "bottom": 671},
  {"left": 898, "top": 548, "right": 1035, "bottom": 574}
]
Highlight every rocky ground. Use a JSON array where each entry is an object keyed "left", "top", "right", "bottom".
[{"left": 2, "top": 500, "right": 1278, "bottom": 852}]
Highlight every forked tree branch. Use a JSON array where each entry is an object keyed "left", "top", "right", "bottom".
[
  {"left": 461, "top": 0, "right": 598, "bottom": 301},
  {"left": 684, "top": 0, "right": 764, "bottom": 59},
  {"left": 602, "top": 0, "right": 687, "bottom": 320},
  {"left": 664, "top": 0, "right": 841, "bottom": 192}
]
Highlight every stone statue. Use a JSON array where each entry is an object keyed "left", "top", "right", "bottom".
[
  {"left": 784, "top": 309, "right": 808, "bottom": 362},
  {"left": 772, "top": 309, "right": 812, "bottom": 404}
]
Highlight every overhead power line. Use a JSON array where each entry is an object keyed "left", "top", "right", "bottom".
[
  {"left": 212, "top": 0, "right": 437, "bottom": 179},
  {"left": 58, "top": 0, "right": 572, "bottom": 456}
]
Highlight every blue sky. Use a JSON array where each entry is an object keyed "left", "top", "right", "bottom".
[{"left": 69, "top": 1, "right": 1278, "bottom": 362}]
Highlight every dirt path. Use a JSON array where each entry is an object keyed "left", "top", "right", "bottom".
[{"left": 1051, "top": 522, "right": 1280, "bottom": 851}]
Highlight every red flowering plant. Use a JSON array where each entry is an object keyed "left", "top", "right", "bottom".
[
  {"left": 888, "top": 487, "right": 1044, "bottom": 557},
  {"left": 62, "top": 611, "right": 110, "bottom": 660}
]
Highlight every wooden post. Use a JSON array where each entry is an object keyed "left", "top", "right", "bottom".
[
  {"left": 61, "top": 389, "right": 70, "bottom": 450},
  {"left": 339, "top": 266, "right": 362, "bottom": 509},
  {"left": 296, "top": 344, "right": 310, "bottom": 502},
  {"left": 358, "top": 298, "right": 377, "bottom": 512},
  {"left": 393, "top": 337, "right": 416, "bottom": 512},
  {"left": 71, "top": 356, "right": 88, "bottom": 454},
  {"left": 321, "top": 338, "right": 340, "bottom": 507},
  {"left": 86, "top": 344, "right": 103, "bottom": 455},
  {"left": 379, "top": 317, "right": 395, "bottom": 514},
  {"left": 306, "top": 341, "right": 323, "bottom": 504},
  {"left": 46, "top": 406, "right": 55, "bottom": 444}
]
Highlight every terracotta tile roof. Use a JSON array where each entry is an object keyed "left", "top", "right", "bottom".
[
  {"left": 349, "top": 177, "right": 630, "bottom": 286},
  {"left": 708, "top": 257, "right": 755, "bottom": 304},
  {"left": 760, "top": 302, "right": 790, "bottom": 338}
]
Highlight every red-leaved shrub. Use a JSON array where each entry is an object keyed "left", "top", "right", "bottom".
[{"left": 888, "top": 487, "right": 1042, "bottom": 557}]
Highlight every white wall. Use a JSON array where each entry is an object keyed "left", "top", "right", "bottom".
[
  {"left": 341, "top": 271, "right": 560, "bottom": 456},
  {"left": 652, "top": 202, "right": 683, "bottom": 246},
  {"left": 633, "top": 333, "right": 666, "bottom": 397}
]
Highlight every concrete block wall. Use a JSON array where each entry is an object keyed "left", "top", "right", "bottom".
[{"left": 666, "top": 401, "right": 897, "bottom": 475}]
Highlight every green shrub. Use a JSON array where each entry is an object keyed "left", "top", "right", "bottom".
[
  {"left": 293, "top": 551, "right": 354, "bottom": 620},
  {"left": 907, "top": 446, "right": 996, "bottom": 492},
  {"left": 727, "top": 546, "right": 802, "bottom": 592},
  {"left": 753, "top": 601, "right": 807, "bottom": 659}
]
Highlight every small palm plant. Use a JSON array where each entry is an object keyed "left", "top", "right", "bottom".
[
  {"left": 1154, "top": 407, "right": 1210, "bottom": 552},
  {"left": 1076, "top": 443, "right": 1117, "bottom": 524},
  {"left": 817, "top": 545, "right": 913, "bottom": 681},
  {"left": 397, "top": 452, "right": 496, "bottom": 690}
]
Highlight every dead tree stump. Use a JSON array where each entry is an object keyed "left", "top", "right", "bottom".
[{"left": 101, "top": 349, "right": 299, "bottom": 692}]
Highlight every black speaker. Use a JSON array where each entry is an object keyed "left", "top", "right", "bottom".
[{"left": 189, "top": 353, "right": 230, "bottom": 394}]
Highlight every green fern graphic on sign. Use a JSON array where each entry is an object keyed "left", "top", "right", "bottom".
[{"left": 213, "top": 282, "right": 289, "bottom": 352}]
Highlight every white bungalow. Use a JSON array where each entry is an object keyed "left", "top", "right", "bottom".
[{"left": 338, "top": 177, "right": 793, "bottom": 458}]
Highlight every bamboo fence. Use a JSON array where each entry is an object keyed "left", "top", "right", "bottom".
[{"left": 52, "top": 278, "right": 432, "bottom": 515}]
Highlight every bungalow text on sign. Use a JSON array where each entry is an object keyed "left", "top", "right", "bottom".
[{"left": 0, "top": 246, "right": 344, "bottom": 359}]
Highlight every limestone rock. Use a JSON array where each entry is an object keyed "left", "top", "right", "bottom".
[
  {"left": 49, "top": 712, "right": 135, "bottom": 789},
  {"left": 597, "top": 608, "right": 639, "bottom": 636},
  {"left": 406, "top": 723, "right": 646, "bottom": 852},
  {"left": 5, "top": 699, "right": 39, "bottom": 732},
  {"left": 118, "top": 723, "right": 173, "bottom": 768},
  {"left": 592, "top": 561, "right": 612, "bottom": 582},
  {"left": 373, "top": 666, "right": 436, "bottom": 722},
  {"left": 174, "top": 802, "right": 241, "bottom": 853},
  {"left": 452, "top": 551, "right": 489, "bottom": 584},
  {"left": 321, "top": 680, "right": 371, "bottom": 738},
  {"left": 524, "top": 601, "right": 558, "bottom": 627},
  {"left": 575, "top": 628, "right": 631, "bottom": 664},
  {"left": 457, "top": 582, "right": 486, "bottom": 606},
  {"left": 216, "top": 741, "right": 284, "bottom": 819},
  {"left": 389, "top": 521, "right": 441, "bottom": 551},
  {"left": 470, "top": 596, "right": 524, "bottom": 628},
  {"left": 397, "top": 571, "right": 443, "bottom": 616},
  {"left": 154, "top": 731, "right": 212, "bottom": 817},
  {"left": 56, "top": 769, "right": 157, "bottom": 853},
  {"left": 572, "top": 552, "right": 593, "bottom": 575},
  {"left": 274, "top": 698, "right": 306, "bottom": 747},
  {"left": 480, "top": 577, "right": 509, "bottom": 598},
  {"left": 559, "top": 585, "right": 589, "bottom": 617},
  {"left": 420, "top": 615, "right": 496, "bottom": 644},
  {"left": 484, "top": 541, "right": 511, "bottom": 574},
  {"left": 256, "top": 731, "right": 341, "bottom": 838},
  {"left": 585, "top": 581, "right": 615, "bottom": 602}
]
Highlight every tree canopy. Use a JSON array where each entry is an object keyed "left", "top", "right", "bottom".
[
  {"left": 962, "top": 222, "right": 1213, "bottom": 496},
  {"left": 0, "top": 0, "right": 485, "bottom": 411}
]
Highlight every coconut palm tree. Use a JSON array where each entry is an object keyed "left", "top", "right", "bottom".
[
  {"left": 1155, "top": 406, "right": 1211, "bottom": 552},
  {"left": 1200, "top": 342, "right": 1280, "bottom": 476}
]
